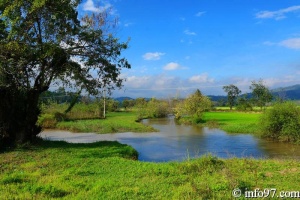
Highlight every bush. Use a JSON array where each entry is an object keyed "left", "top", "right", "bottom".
[
  {"left": 259, "top": 101, "right": 300, "bottom": 143},
  {"left": 236, "top": 97, "right": 252, "bottom": 111},
  {"left": 146, "top": 99, "right": 169, "bottom": 118}
]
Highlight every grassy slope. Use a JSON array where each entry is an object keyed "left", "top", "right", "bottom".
[
  {"left": 0, "top": 141, "right": 299, "bottom": 199},
  {"left": 202, "top": 111, "right": 261, "bottom": 134}
]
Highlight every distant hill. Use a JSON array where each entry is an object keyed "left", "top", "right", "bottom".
[
  {"left": 271, "top": 84, "right": 300, "bottom": 100},
  {"left": 207, "top": 95, "right": 227, "bottom": 102},
  {"left": 114, "top": 97, "right": 134, "bottom": 102},
  {"left": 113, "top": 84, "right": 300, "bottom": 102}
]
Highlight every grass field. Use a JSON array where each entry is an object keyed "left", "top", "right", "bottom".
[
  {"left": 1, "top": 140, "right": 299, "bottom": 199},
  {"left": 202, "top": 112, "right": 261, "bottom": 134},
  {"left": 56, "top": 112, "right": 157, "bottom": 133}
]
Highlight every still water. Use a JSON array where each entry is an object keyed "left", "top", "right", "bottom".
[{"left": 39, "top": 117, "right": 300, "bottom": 162}]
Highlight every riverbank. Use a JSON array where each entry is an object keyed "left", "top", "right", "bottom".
[
  {"left": 1, "top": 139, "right": 299, "bottom": 199},
  {"left": 41, "top": 107, "right": 261, "bottom": 135},
  {"left": 41, "top": 111, "right": 157, "bottom": 134}
]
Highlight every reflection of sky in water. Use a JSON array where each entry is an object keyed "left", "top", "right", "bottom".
[{"left": 40, "top": 118, "right": 300, "bottom": 162}]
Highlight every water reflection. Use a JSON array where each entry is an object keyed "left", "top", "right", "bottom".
[{"left": 39, "top": 118, "right": 300, "bottom": 162}]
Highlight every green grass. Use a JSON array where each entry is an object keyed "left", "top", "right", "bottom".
[
  {"left": 0, "top": 140, "right": 299, "bottom": 199},
  {"left": 202, "top": 112, "right": 261, "bottom": 134},
  {"left": 56, "top": 112, "right": 157, "bottom": 133},
  {"left": 179, "top": 111, "right": 261, "bottom": 134}
]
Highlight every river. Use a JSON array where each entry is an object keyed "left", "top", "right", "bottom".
[{"left": 39, "top": 117, "right": 300, "bottom": 162}]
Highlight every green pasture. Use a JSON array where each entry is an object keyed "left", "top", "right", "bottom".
[
  {"left": 202, "top": 112, "right": 261, "bottom": 134},
  {"left": 0, "top": 140, "right": 299, "bottom": 199},
  {"left": 56, "top": 112, "right": 157, "bottom": 133}
]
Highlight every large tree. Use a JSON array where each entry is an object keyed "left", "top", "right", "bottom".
[
  {"left": 223, "top": 84, "right": 241, "bottom": 110},
  {"left": 250, "top": 79, "right": 273, "bottom": 110},
  {"left": 0, "top": 0, "right": 130, "bottom": 146}
]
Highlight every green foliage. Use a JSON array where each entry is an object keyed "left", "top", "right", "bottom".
[
  {"left": 135, "top": 98, "right": 148, "bottom": 120},
  {"left": 146, "top": 98, "right": 170, "bottom": 118},
  {"left": 250, "top": 79, "right": 273, "bottom": 110},
  {"left": 0, "top": 0, "right": 130, "bottom": 145},
  {"left": 223, "top": 84, "right": 241, "bottom": 110},
  {"left": 175, "top": 89, "right": 212, "bottom": 120},
  {"left": 259, "top": 101, "right": 300, "bottom": 143},
  {"left": 236, "top": 96, "right": 253, "bottom": 111},
  {"left": 122, "top": 99, "right": 135, "bottom": 110}
]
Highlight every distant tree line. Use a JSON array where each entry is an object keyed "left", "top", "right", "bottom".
[{"left": 222, "top": 79, "right": 273, "bottom": 111}]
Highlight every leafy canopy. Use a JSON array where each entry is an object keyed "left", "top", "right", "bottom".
[
  {"left": 223, "top": 84, "right": 241, "bottom": 110},
  {"left": 0, "top": 0, "right": 130, "bottom": 94},
  {"left": 250, "top": 79, "right": 273, "bottom": 110}
]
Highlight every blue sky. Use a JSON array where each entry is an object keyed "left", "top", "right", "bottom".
[{"left": 78, "top": 0, "right": 300, "bottom": 98}]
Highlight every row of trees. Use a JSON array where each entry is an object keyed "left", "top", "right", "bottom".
[{"left": 223, "top": 79, "right": 273, "bottom": 111}]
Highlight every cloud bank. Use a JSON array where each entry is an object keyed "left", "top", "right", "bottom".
[{"left": 256, "top": 5, "right": 300, "bottom": 20}]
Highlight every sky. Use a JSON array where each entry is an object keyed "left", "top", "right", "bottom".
[{"left": 77, "top": 0, "right": 300, "bottom": 98}]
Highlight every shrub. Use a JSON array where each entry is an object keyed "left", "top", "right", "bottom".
[
  {"left": 259, "top": 101, "right": 300, "bottom": 143},
  {"left": 236, "top": 97, "right": 252, "bottom": 111},
  {"left": 146, "top": 98, "right": 169, "bottom": 118}
]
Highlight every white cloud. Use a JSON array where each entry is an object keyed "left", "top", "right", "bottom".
[
  {"left": 125, "top": 75, "right": 151, "bottom": 88},
  {"left": 256, "top": 5, "right": 300, "bottom": 20},
  {"left": 189, "top": 73, "right": 214, "bottom": 84},
  {"left": 143, "top": 52, "right": 165, "bottom": 60},
  {"left": 124, "top": 22, "right": 133, "bottom": 27},
  {"left": 263, "top": 38, "right": 300, "bottom": 49},
  {"left": 163, "top": 62, "right": 181, "bottom": 70},
  {"left": 83, "top": 0, "right": 112, "bottom": 13},
  {"left": 184, "top": 29, "right": 197, "bottom": 36},
  {"left": 195, "top": 11, "right": 206, "bottom": 17},
  {"left": 279, "top": 38, "right": 300, "bottom": 49}
]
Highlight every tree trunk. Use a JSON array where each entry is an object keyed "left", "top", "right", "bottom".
[{"left": 0, "top": 87, "right": 42, "bottom": 147}]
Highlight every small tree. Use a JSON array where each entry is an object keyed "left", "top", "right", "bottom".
[
  {"left": 236, "top": 95, "right": 252, "bottom": 111},
  {"left": 250, "top": 79, "right": 273, "bottom": 110},
  {"left": 175, "top": 89, "right": 212, "bottom": 121},
  {"left": 223, "top": 84, "right": 241, "bottom": 110},
  {"left": 146, "top": 98, "right": 169, "bottom": 118},
  {"left": 135, "top": 98, "right": 147, "bottom": 120},
  {"left": 122, "top": 99, "right": 130, "bottom": 111}
]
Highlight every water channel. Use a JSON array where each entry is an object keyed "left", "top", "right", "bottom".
[{"left": 39, "top": 117, "right": 300, "bottom": 162}]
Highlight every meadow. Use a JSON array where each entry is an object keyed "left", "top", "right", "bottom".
[
  {"left": 0, "top": 140, "right": 299, "bottom": 199},
  {"left": 2, "top": 102, "right": 297, "bottom": 199},
  {"left": 202, "top": 111, "right": 261, "bottom": 134}
]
